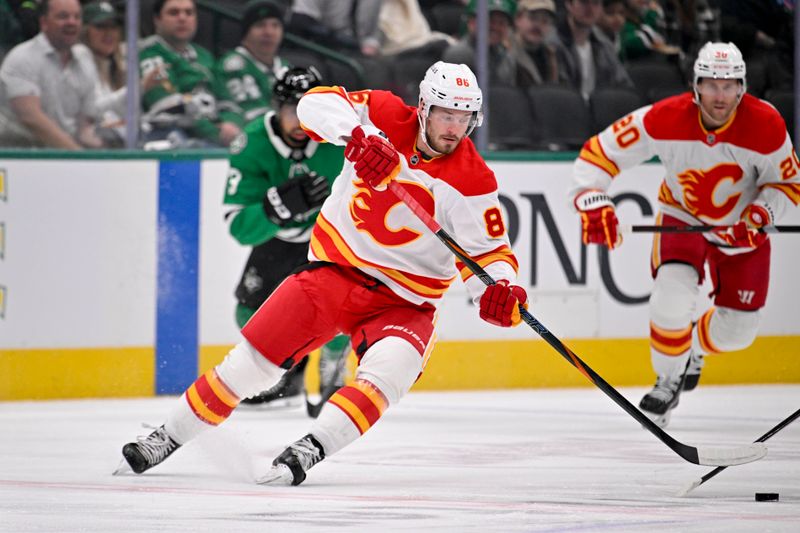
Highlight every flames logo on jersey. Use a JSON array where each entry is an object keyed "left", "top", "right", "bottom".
[
  {"left": 677, "top": 163, "right": 744, "bottom": 220},
  {"left": 349, "top": 178, "right": 433, "bottom": 246}
]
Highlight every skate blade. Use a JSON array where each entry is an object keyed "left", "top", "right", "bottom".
[
  {"left": 256, "top": 463, "right": 294, "bottom": 486},
  {"left": 238, "top": 396, "right": 305, "bottom": 411},
  {"left": 112, "top": 458, "right": 133, "bottom": 476}
]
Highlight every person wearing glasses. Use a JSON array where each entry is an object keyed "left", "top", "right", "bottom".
[{"left": 568, "top": 42, "right": 799, "bottom": 427}]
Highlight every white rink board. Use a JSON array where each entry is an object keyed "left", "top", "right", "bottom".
[
  {"left": 0, "top": 159, "right": 158, "bottom": 349},
  {"left": 198, "top": 160, "right": 800, "bottom": 343},
  {"left": 1, "top": 157, "right": 799, "bottom": 350}
]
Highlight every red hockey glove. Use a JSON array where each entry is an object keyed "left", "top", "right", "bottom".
[
  {"left": 574, "top": 190, "right": 621, "bottom": 250},
  {"left": 479, "top": 280, "right": 529, "bottom": 328},
  {"left": 344, "top": 125, "right": 367, "bottom": 162},
  {"left": 353, "top": 134, "right": 401, "bottom": 191},
  {"left": 344, "top": 125, "right": 386, "bottom": 161},
  {"left": 714, "top": 203, "right": 771, "bottom": 248}
]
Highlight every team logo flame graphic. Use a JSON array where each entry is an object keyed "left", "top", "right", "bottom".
[
  {"left": 349, "top": 179, "right": 433, "bottom": 246},
  {"left": 677, "top": 163, "right": 744, "bottom": 220}
]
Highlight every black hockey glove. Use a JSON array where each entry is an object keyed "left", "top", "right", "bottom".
[{"left": 262, "top": 172, "right": 330, "bottom": 226}]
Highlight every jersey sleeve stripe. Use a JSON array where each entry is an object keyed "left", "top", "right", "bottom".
[
  {"left": 761, "top": 182, "right": 800, "bottom": 205},
  {"left": 299, "top": 123, "right": 325, "bottom": 142},
  {"left": 456, "top": 245, "right": 519, "bottom": 281},
  {"left": 578, "top": 137, "right": 621, "bottom": 178}
]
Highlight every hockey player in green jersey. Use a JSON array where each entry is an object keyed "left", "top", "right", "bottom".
[
  {"left": 223, "top": 66, "right": 350, "bottom": 414},
  {"left": 139, "top": 0, "right": 241, "bottom": 147},
  {"left": 215, "top": 0, "right": 290, "bottom": 127}
]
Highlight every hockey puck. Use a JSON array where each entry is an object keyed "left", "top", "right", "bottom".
[{"left": 755, "top": 493, "right": 779, "bottom": 502}]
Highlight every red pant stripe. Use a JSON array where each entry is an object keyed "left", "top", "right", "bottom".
[
  {"left": 697, "top": 308, "right": 721, "bottom": 354},
  {"left": 185, "top": 371, "right": 238, "bottom": 426}
]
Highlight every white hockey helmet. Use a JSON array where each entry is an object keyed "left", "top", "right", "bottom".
[
  {"left": 418, "top": 61, "right": 484, "bottom": 141},
  {"left": 692, "top": 42, "right": 747, "bottom": 102}
]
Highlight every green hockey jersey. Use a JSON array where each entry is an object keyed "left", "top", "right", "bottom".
[
  {"left": 224, "top": 111, "right": 345, "bottom": 246},
  {"left": 138, "top": 35, "right": 221, "bottom": 142},
  {"left": 215, "top": 46, "right": 290, "bottom": 127}
]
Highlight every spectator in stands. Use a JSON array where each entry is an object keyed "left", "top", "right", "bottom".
[
  {"left": 510, "top": 0, "right": 566, "bottom": 87},
  {"left": 720, "top": 0, "right": 793, "bottom": 90},
  {"left": 1, "top": 0, "right": 42, "bottom": 60},
  {"left": 288, "top": 0, "right": 385, "bottom": 57},
  {"left": 597, "top": 0, "right": 626, "bottom": 59},
  {"left": 620, "top": 0, "right": 682, "bottom": 61},
  {"left": 78, "top": 1, "right": 161, "bottom": 147},
  {"left": 660, "top": 0, "right": 720, "bottom": 63},
  {"left": 554, "top": 0, "right": 634, "bottom": 100},
  {"left": 139, "top": 0, "right": 241, "bottom": 148},
  {"left": 216, "top": 0, "right": 290, "bottom": 127},
  {"left": 442, "top": 0, "right": 516, "bottom": 87},
  {"left": 378, "top": 0, "right": 454, "bottom": 58},
  {"left": 0, "top": 0, "right": 104, "bottom": 148}
]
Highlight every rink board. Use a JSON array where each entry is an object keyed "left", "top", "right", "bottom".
[{"left": 1, "top": 151, "right": 799, "bottom": 400}]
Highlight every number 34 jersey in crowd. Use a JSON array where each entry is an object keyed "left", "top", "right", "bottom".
[{"left": 296, "top": 87, "right": 519, "bottom": 307}]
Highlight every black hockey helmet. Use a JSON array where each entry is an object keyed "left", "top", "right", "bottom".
[{"left": 273, "top": 66, "right": 322, "bottom": 107}]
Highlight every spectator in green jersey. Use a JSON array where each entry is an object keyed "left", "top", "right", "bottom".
[
  {"left": 215, "top": 0, "right": 291, "bottom": 127},
  {"left": 139, "top": 0, "right": 241, "bottom": 148}
]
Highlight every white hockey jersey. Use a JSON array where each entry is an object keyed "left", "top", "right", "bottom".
[
  {"left": 296, "top": 87, "right": 519, "bottom": 306},
  {"left": 571, "top": 92, "right": 800, "bottom": 249}
]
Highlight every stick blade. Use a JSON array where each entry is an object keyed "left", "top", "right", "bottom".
[
  {"left": 675, "top": 479, "right": 702, "bottom": 497},
  {"left": 697, "top": 442, "right": 767, "bottom": 466}
]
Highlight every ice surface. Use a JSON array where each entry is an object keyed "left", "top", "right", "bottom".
[{"left": 1, "top": 385, "right": 798, "bottom": 532}]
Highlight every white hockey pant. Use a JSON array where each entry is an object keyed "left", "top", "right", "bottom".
[
  {"left": 692, "top": 307, "right": 760, "bottom": 355},
  {"left": 649, "top": 264, "right": 699, "bottom": 379}
]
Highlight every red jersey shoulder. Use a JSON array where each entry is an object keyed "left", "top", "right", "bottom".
[
  {"left": 642, "top": 93, "right": 698, "bottom": 140},
  {"left": 365, "top": 90, "right": 420, "bottom": 149},
  {"left": 422, "top": 138, "right": 497, "bottom": 197},
  {"left": 722, "top": 94, "right": 787, "bottom": 154}
]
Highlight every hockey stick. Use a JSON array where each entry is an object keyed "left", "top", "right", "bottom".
[
  {"left": 387, "top": 180, "right": 766, "bottom": 467},
  {"left": 306, "top": 388, "right": 337, "bottom": 418},
  {"left": 676, "top": 407, "right": 800, "bottom": 496},
  {"left": 620, "top": 224, "right": 800, "bottom": 234}
]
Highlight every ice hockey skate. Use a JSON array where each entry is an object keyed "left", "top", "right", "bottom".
[
  {"left": 256, "top": 434, "right": 325, "bottom": 486},
  {"left": 639, "top": 376, "right": 683, "bottom": 428},
  {"left": 115, "top": 425, "right": 180, "bottom": 474},
  {"left": 240, "top": 357, "right": 307, "bottom": 409},
  {"left": 682, "top": 351, "right": 705, "bottom": 391}
]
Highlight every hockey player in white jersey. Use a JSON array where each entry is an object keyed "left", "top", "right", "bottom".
[
  {"left": 117, "top": 61, "right": 528, "bottom": 485},
  {"left": 569, "top": 42, "right": 800, "bottom": 427}
]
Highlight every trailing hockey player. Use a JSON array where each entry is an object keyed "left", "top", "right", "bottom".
[
  {"left": 569, "top": 42, "right": 799, "bottom": 427},
  {"left": 117, "top": 61, "right": 528, "bottom": 485},
  {"left": 223, "top": 66, "right": 351, "bottom": 412}
]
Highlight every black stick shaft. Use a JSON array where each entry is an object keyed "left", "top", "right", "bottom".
[
  {"left": 629, "top": 225, "right": 800, "bottom": 233},
  {"left": 388, "top": 182, "right": 702, "bottom": 463}
]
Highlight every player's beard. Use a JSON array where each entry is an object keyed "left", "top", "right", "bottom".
[
  {"left": 700, "top": 99, "right": 737, "bottom": 128},
  {"left": 427, "top": 125, "right": 464, "bottom": 155}
]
